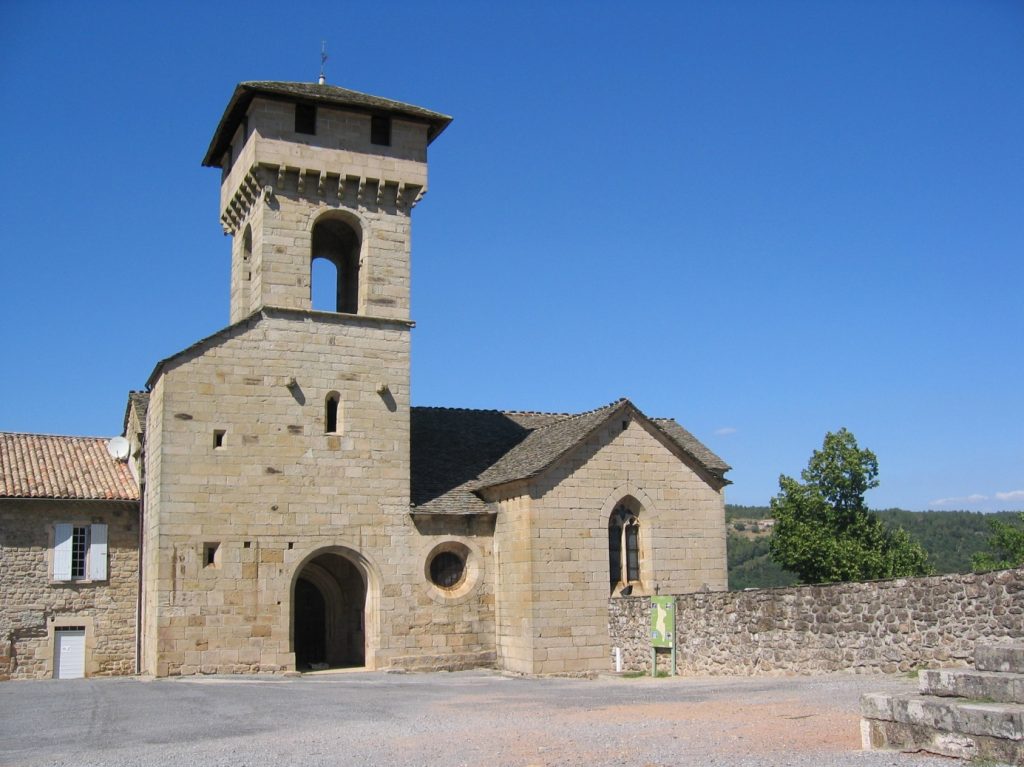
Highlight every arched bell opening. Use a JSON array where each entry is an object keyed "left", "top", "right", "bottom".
[{"left": 311, "top": 216, "right": 360, "bottom": 314}]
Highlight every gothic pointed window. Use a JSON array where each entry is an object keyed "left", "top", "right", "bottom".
[{"left": 609, "top": 503, "right": 641, "bottom": 595}]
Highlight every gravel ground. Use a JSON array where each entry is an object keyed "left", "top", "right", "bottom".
[{"left": 0, "top": 670, "right": 961, "bottom": 767}]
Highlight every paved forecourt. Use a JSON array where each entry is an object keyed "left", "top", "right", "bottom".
[{"left": 0, "top": 670, "right": 964, "bottom": 767}]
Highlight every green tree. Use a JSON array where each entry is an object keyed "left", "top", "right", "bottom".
[
  {"left": 972, "top": 513, "right": 1024, "bottom": 571},
  {"left": 768, "top": 428, "right": 931, "bottom": 584}
]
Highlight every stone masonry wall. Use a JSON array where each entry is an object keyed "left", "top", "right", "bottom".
[
  {"left": 609, "top": 568, "right": 1024, "bottom": 676},
  {"left": 145, "top": 309, "right": 496, "bottom": 676},
  {"left": 0, "top": 500, "right": 139, "bottom": 680}
]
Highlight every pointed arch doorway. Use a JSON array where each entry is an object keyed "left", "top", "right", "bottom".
[{"left": 292, "top": 551, "right": 367, "bottom": 670}]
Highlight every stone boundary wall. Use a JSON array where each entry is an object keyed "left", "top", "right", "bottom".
[{"left": 609, "top": 568, "right": 1024, "bottom": 675}]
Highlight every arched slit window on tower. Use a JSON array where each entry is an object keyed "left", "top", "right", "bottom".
[
  {"left": 241, "top": 225, "right": 252, "bottom": 281},
  {"left": 609, "top": 502, "right": 641, "bottom": 595},
  {"left": 325, "top": 392, "right": 340, "bottom": 434},
  {"left": 311, "top": 218, "right": 360, "bottom": 313}
]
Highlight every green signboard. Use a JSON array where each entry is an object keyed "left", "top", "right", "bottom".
[{"left": 651, "top": 596, "right": 675, "bottom": 648}]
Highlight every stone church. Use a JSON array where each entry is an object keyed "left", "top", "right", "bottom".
[{"left": 0, "top": 80, "right": 730, "bottom": 680}]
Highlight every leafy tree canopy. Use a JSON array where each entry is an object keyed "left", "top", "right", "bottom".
[
  {"left": 768, "top": 428, "right": 931, "bottom": 584},
  {"left": 972, "top": 513, "right": 1024, "bottom": 571}
]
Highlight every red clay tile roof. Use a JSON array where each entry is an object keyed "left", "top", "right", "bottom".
[{"left": 0, "top": 432, "right": 139, "bottom": 501}]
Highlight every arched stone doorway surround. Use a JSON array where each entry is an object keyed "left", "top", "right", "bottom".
[{"left": 289, "top": 545, "right": 381, "bottom": 671}]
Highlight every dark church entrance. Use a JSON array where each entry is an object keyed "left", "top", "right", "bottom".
[{"left": 293, "top": 552, "right": 366, "bottom": 670}]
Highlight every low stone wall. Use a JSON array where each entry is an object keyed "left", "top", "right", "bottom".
[{"left": 609, "top": 568, "right": 1024, "bottom": 675}]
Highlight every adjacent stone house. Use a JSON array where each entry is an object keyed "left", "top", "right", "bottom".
[
  {"left": 0, "top": 434, "right": 139, "bottom": 679},
  {"left": 0, "top": 80, "right": 730, "bottom": 679}
]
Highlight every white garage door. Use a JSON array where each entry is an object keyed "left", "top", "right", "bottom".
[{"left": 55, "top": 628, "right": 85, "bottom": 679}]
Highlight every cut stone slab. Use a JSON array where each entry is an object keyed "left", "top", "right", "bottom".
[
  {"left": 862, "top": 717, "right": 1024, "bottom": 764},
  {"left": 921, "top": 668, "right": 1024, "bottom": 705},
  {"left": 976, "top": 642, "right": 1024, "bottom": 674},
  {"left": 861, "top": 693, "right": 1024, "bottom": 741}
]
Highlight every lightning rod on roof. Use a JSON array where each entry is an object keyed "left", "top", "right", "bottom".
[{"left": 318, "top": 41, "right": 328, "bottom": 85}]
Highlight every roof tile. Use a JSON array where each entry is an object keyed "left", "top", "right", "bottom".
[{"left": 0, "top": 432, "right": 139, "bottom": 501}]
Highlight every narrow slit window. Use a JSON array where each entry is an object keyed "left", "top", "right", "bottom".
[
  {"left": 608, "top": 519, "right": 622, "bottom": 593},
  {"left": 241, "top": 225, "right": 252, "bottom": 282},
  {"left": 213, "top": 430, "right": 226, "bottom": 449},
  {"left": 625, "top": 523, "right": 640, "bottom": 582},
  {"left": 325, "top": 393, "right": 340, "bottom": 433}
]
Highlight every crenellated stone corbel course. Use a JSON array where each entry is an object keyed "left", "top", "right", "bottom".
[{"left": 220, "top": 162, "right": 424, "bottom": 234}]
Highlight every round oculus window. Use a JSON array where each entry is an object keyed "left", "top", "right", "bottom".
[{"left": 429, "top": 551, "right": 466, "bottom": 589}]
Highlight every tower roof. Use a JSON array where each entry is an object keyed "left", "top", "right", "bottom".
[{"left": 202, "top": 80, "right": 453, "bottom": 167}]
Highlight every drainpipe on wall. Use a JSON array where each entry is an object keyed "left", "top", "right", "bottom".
[{"left": 135, "top": 480, "right": 144, "bottom": 675}]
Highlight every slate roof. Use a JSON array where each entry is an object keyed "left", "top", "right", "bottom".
[
  {"left": 651, "top": 418, "right": 731, "bottom": 475},
  {"left": 469, "top": 400, "right": 627, "bottom": 490},
  {"left": 0, "top": 432, "right": 139, "bottom": 501},
  {"left": 123, "top": 390, "right": 149, "bottom": 436},
  {"left": 410, "top": 407, "right": 560, "bottom": 515},
  {"left": 410, "top": 399, "right": 730, "bottom": 515},
  {"left": 203, "top": 80, "right": 453, "bottom": 167}
]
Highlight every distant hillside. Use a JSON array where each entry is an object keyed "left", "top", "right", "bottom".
[
  {"left": 724, "top": 504, "right": 1021, "bottom": 590},
  {"left": 874, "top": 509, "right": 1020, "bottom": 574}
]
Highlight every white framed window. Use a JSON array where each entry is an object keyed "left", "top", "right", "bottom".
[{"left": 53, "top": 523, "right": 107, "bottom": 581}]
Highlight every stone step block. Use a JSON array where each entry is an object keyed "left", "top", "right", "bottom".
[
  {"left": 921, "top": 668, "right": 1024, "bottom": 704},
  {"left": 862, "top": 716, "right": 1024, "bottom": 764},
  {"left": 861, "top": 692, "right": 1024, "bottom": 741},
  {"left": 976, "top": 642, "right": 1024, "bottom": 674}
]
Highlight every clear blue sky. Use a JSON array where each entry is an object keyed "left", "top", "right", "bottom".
[{"left": 2, "top": 1, "right": 1021, "bottom": 512}]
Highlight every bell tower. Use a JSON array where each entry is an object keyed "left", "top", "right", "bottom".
[
  {"left": 140, "top": 85, "right": 451, "bottom": 677},
  {"left": 202, "top": 81, "right": 451, "bottom": 324}
]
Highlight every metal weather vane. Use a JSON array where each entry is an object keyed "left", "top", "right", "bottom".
[{"left": 318, "top": 41, "right": 328, "bottom": 85}]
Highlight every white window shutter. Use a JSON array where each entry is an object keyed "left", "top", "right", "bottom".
[
  {"left": 89, "top": 524, "right": 108, "bottom": 580},
  {"left": 53, "top": 524, "right": 73, "bottom": 580}
]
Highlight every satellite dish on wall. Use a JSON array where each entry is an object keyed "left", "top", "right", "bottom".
[{"left": 106, "top": 436, "right": 130, "bottom": 461}]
